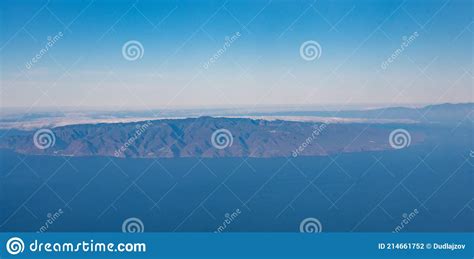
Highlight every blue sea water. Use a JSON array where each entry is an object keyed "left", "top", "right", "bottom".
[{"left": 0, "top": 126, "right": 472, "bottom": 232}]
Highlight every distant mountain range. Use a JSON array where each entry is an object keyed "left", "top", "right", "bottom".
[
  {"left": 249, "top": 103, "right": 474, "bottom": 123},
  {"left": 0, "top": 103, "right": 470, "bottom": 158}
]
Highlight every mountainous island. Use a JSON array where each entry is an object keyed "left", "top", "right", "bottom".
[{"left": 0, "top": 103, "right": 471, "bottom": 158}]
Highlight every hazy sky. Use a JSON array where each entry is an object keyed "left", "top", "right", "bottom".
[{"left": 1, "top": 0, "right": 472, "bottom": 110}]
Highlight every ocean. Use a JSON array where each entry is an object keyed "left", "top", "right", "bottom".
[{"left": 0, "top": 126, "right": 472, "bottom": 232}]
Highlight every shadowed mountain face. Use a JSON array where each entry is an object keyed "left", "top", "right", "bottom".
[{"left": 0, "top": 117, "right": 425, "bottom": 158}]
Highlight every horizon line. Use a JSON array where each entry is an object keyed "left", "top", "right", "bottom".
[{"left": 1, "top": 102, "right": 472, "bottom": 112}]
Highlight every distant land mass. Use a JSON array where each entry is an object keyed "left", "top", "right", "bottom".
[
  {"left": 249, "top": 103, "right": 474, "bottom": 123},
  {"left": 0, "top": 117, "right": 425, "bottom": 158},
  {"left": 0, "top": 103, "right": 471, "bottom": 158}
]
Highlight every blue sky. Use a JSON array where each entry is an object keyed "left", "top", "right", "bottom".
[{"left": 0, "top": 0, "right": 472, "bottom": 109}]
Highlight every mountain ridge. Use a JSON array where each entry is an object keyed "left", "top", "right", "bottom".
[
  {"left": 0, "top": 117, "right": 425, "bottom": 158},
  {"left": 2, "top": 103, "right": 470, "bottom": 158}
]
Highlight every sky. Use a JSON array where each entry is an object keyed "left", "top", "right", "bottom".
[{"left": 0, "top": 0, "right": 472, "bottom": 111}]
